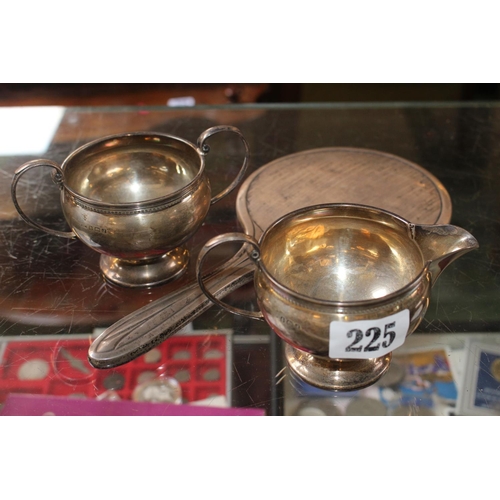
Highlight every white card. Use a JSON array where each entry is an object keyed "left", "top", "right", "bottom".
[{"left": 329, "top": 310, "right": 410, "bottom": 359}]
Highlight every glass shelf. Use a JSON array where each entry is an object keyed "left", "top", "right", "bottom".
[{"left": 0, "top": 103, "right": 498, "bottom": 416}]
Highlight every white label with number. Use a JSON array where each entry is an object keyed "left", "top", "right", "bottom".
[{"left": 329, "top": 310, "right": 410, "bottom": 359}]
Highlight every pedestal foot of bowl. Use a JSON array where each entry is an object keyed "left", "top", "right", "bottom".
[
  {"left": 100, "top": 246, "right": 190, "bottom": 287},
  {"left": 285, "top": 343, "right": 392, "bottom": 392}
]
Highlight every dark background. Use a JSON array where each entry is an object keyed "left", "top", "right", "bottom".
[{"left": 0, "top": 83, "right": 499, "bottom": 106}]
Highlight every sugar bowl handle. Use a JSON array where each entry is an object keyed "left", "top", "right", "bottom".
[
  {"left": 196, "top": 232, "right": 264, "bottom": 319},
  {"left": 11, "top": 159, "right": 76, "bottom": 238},
  {"left": 197, "top": 126, "right": 250, "bottom": 205}
]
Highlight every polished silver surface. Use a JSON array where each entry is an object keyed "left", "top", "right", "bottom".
[
  {"left": 11, "top": 126, "right": 249, "bottom": 288},
  {"left": 261, "top": 213, "right": 422, "bottom": 302},
  {"left": 87, "top": 147, "right": 455, "bottom": 369},
  {"left": 197, "top": 203, "right": 479, "bottom": 391},
  {"left": 1, "top": 103, "right": 499, "bottom": 418},
  {"left": 88, "top": 248, "right": 254, "bottom": 368},
  {"left": 285, "top": 344, "right": 393, "bottom": 391}
]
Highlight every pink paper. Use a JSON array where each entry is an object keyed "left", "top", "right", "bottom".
[{"left": 0, "top": 393, "right": 266, "bottom": 416}]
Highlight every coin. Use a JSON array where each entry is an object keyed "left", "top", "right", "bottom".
[
  {"left": 144, "top": 348, "right": 162, "bottom": 364},
  {"left": 203, "top": 368, "right": 221, "bottom": 381},
  {"left": 97, "top": 390, "right": 121, "bottom": 401},
  {"left": 376, "top": 362, "right": 405, "bottom": 388},
  {"left": 17, "top": 359, "right": 50, "bottom": 380},
  {"left": 174, "top": 369, "right": 191, "bottom": 382},
  {"left": 203, "top": 349, "right": 223, "bottom": 360},
  {"left": 103, "top": 372, "right": 125, "bottom": 390},
  {"left": 172, "top": 349, "right": 191, "bottom": 360},
  {"left": 392, "top": 405, "right": 435, "bottom": 416},
  {"left": 137, "top": 370, "right": 156, "bottom": 385},
  {"left": 294, "top": 398, "right": 343, "bottom": 416},
  {"left": 52, "top": 342, "right": 96, "bottom": 385},
  {"left": 132, "top": 377, "right": 182, "bottom": 404},
  {"left": 346, "top": 397, "right": 387, "bottom": 416}
]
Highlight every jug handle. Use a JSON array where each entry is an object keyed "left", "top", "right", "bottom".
[
  {"left": 196, "top": 232, "right": 264, "bottom": 320},
  {"left": 11, "top": 159, "right": 76, "bottom": 239},
  {"left": 197, "top": 125, "right": 250, "bottom": 205},
  {"left": 413, "top": 223, "right": 479, "bottom": 285}
]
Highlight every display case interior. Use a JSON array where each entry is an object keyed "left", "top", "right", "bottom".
[{"left": 0, "top": 103, "right": 498, "bottom": 415}]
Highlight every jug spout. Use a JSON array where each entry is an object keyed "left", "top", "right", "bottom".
[{"left": 413, "top": 224, "right": 479, "bottom": 285}]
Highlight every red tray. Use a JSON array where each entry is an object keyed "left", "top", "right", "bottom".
[{"left": 0, "top": 330, "right": 231, "bottom": 405}]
